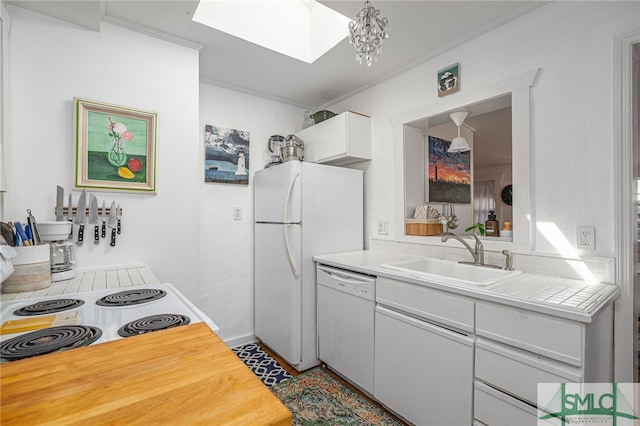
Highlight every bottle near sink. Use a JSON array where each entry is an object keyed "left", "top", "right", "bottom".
[{"left": 485, "top": 211, "right": 500, "bottom": 237}]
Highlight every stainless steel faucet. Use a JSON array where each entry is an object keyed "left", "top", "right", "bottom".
[
  {"left": 502, "top": 250, "right": 515, "bottom": 270},
  {"left": 441, "top": 233, "right": 485, "bottom": 266}
]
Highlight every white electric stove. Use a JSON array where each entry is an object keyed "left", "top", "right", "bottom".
[{"left": 0, "top": 283, "right": 218, "bottom": 363}]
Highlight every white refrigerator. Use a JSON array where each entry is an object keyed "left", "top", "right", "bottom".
[{"left": 254, "top": 161, "right": 363, "bottom": 371}]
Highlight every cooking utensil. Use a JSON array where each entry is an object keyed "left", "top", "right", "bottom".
[
  {"left": 13, "top": 222, "right": 30, "bottom": 246},
  {"left": 55, "top": 186, "right": 64, "bottom": 221},
  {"left": 108, "top": 201, "right": 117, "bottom": 247},
  {"left": 89, "top": 194, "right": 98, "bottom": 244},
  {"left": 67, "top": 193, "right": 74, "bottom": 239},
  {"left": 116, "top": 204, "right": 122, "bottom": 235},
  {"left": 75, "top": 190, "right": 87, "bottom": 246},
  {"left": 312, "top": 110, "right": 335, "bottom": 124},
  {"left": 26, "top": 209, "right": 42, "bottom": 245},
  {"left": 100, "top": 200, "right": 106, "bottom": 238},
  {"left": 0, "top": 222, "right": 15, "bottom": 247}
]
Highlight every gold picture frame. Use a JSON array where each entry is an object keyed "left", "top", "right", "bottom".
[{"left": 74, "top": 98, "right": 158, "bottom": 193}]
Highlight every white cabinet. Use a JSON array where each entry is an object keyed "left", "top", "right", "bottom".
[
  {"left": 296, "top": 111, "right": 371, "bottom": 166},
  {"left": 473, "top": 301, "right": 614, "bottom": 425},
  {"left": 373, "top": 277, "right": 474, "bottom": 425},
  {"left": 374, "top": 306, "right": 474, "bottom": 425}
]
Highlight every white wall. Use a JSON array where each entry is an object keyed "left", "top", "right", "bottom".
[
  {"left": 199, "top": 83, "right": 304, "bottom": 343},
  {"left": 326, "top": 1, "right": 639, "bottom": 260},
  {"left": 4, "top": 6, "right": 202, "bottom": 302}
]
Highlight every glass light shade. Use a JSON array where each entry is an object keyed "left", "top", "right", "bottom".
[
  {"left": 348, "top": 1, "right": 390, "bottom": 67},
  {"left": 448, "top": 136, "right": 471, "bottom": 153}
]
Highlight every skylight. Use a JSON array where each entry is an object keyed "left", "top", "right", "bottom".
[{"left": 192, "top": 0, "right": 352, "bottom": 64}]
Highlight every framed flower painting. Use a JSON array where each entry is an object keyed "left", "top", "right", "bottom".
[{"left": 74, "top": 98, "right": 158, "bottom": 193}]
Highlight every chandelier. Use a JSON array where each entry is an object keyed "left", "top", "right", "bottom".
[{"left": 348, "top": 1, "right": 390, "bottom": 67}]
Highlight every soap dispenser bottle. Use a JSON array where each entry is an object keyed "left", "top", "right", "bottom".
[{"left": 485, "top": 211, "right": 500, "bottom": 237}]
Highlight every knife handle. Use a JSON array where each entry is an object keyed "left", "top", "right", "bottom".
[
  {"left": 110, "top": 228, "right": 116, "bottom": 247},
  {"left": 77, "top": 224, "right": 84, "bottom": 245},
  {"left": 94, "top": 225, "right": 100, "bottom": 244},
  {"left": 117, "top": 219, "right": 121, "bottom": 235},
  {"left": 101, "top": 222, "right": 106, "bottom": 238}
]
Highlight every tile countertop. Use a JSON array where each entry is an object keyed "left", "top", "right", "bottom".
[
  {"left": 313, "top": 250, "right": 620, "bottom": 323},
  {"left": 0, "top": 265, "right": 159, "bottom": 304}
]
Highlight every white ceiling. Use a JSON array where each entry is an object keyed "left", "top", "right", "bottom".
[{"left": 7, "top": 0, "right": 543, "bottom": 109}]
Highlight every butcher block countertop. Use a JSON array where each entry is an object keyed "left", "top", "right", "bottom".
[{"left": 1, "top": 323, "right": 292, "bottom": 425}]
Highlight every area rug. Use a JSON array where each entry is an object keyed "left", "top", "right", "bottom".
[
  {"left": 232, "top": 343, "right": 293, "bottom": 387},
  {"left": 271, "top": 367, "right": 406, "bottom": 426}
]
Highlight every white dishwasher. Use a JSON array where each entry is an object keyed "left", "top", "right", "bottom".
[{"left": 316, "top": 264, "right": 376, "bottom": 395}]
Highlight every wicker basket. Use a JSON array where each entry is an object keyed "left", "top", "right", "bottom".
[{"left": 405, "top": 219, "right": 443, "bottom": 236}]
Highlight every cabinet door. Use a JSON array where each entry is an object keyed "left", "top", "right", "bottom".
[
  {"left": 374, "top": 306, "right": 474, "bottom": 425},
  {"left": 315, "top": 112, "right": 348, "bottom": 162}
]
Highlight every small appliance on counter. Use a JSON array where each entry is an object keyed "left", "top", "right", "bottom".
[
  {"left": 280, "top": 134, "right": 304, "bottom": 162},
  {"left": 38, "top": 221, "right": 76, "bottom": 282},
  {"left": 265, "top": 135, "right": 284, "bottom": 168}
]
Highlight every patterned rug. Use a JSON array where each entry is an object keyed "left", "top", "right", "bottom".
[
  {"left": 232, "top": 343, "right": 293, "bottom": 387},
  {"left": 271, "top": 367, "right": 406, "bottom": 426}
]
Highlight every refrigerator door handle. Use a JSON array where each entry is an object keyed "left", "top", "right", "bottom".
[
  {"left": 284, "top": 224, "right": 300, "bottom": 278},
  {"left": 283, "top": 170, "right": 300, "bottom": 223},
  {"left": 284, "top": 170, "right": 301, "bottom": 278}
]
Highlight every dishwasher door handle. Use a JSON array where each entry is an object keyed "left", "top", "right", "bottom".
[{"left": 318, "top": 265, "right": 375, "bottom": 285}]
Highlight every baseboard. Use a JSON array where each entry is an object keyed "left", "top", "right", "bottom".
[{"left": 223, "top": 333, "right": 258, "bottom": 349}]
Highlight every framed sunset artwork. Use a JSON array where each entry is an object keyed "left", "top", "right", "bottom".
[{"left": 427, "top": 135, "right": 471, "bottom": 203}]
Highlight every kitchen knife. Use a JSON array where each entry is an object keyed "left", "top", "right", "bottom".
[
  {"left": 67, "top": 193, "right": 74, "bottom": 238},
  {"left": 108, "top": 200, "right": 117, "bottom": 247},
  {"left": 55, "top": 186, "right": 64, "bottom": 221},
  {"left": 89, "top": 194, "right": 99, "bottom": 244},
  {"left": 116, "top": 203, "right": 122, "bottom": 234},
  {"left": 101, "top": 200, "right": 106, "bottom": 238},
  {"left": 75, "top": 190, "right": 86, "bottom": 246}
]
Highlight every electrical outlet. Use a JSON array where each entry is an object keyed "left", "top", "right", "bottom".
[
  {"left": 577, "top": 226, "right": 595, "bottom": 250},
  {"left": 377, "top": 220, "right": 389, "bottom": 235},
  {"left": 233, "top": 207, "right": 242, "bottom": 220}
]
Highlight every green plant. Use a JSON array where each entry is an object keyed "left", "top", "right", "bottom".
[{"left": 465, "top": 223, "right": 485, "bottom": 236}]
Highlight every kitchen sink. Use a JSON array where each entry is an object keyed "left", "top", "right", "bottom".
[{"left": 380, "top": 258, "right": 523, "bottom": 286}]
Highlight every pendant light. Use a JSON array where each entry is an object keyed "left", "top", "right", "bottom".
[
  {"left": 448, "top": 111, "right": 471, "bottom": 153},
  {"left": 348, "top": 1, "right": 390, "bottom": 67}
]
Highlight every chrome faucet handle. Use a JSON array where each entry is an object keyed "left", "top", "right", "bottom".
[{"left": 502, "top": 250, "right": 514, "bottom": 271}]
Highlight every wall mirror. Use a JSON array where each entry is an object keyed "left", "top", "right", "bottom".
[{"left": 391, "top": 69, "right": 540, "bottom": 251}]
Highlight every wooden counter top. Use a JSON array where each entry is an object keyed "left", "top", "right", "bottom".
[{"left": 1, "top": 323, "right": 292, "bottom": 425}]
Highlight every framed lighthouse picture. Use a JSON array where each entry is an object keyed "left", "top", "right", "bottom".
[{"left": 204, "top": 124, "right": 250, "bottom": 185}]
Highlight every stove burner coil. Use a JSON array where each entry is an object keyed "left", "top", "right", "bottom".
[
  {"left": 13, "top": 299, "right": 85, "bottom": 316},
  {"left": 0, "top": 325, "right": 102, "bottom": 363},
  {"left": 96, "top": 289, "right": 167, "bottom": 307},
  {"left": 118, "top": 314, "right": 191, "bottom": 337}
]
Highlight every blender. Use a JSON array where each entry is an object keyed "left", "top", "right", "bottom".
[
  {"left": 38, "top": 221, "right": 76, "bottom": 282},
  {"left": 266, "top": 135, "right": 284, "bottom": 167}
]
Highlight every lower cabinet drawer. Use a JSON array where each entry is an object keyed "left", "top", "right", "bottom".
[
  {"left": 475, "top": 338, "right": 582, "bottom": 405},
  {"left": 476, "top": 302, "right": 583, "bottom": 366},
  {"left": 474, "top": 381, "right": 538, "bottom": 426}
]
